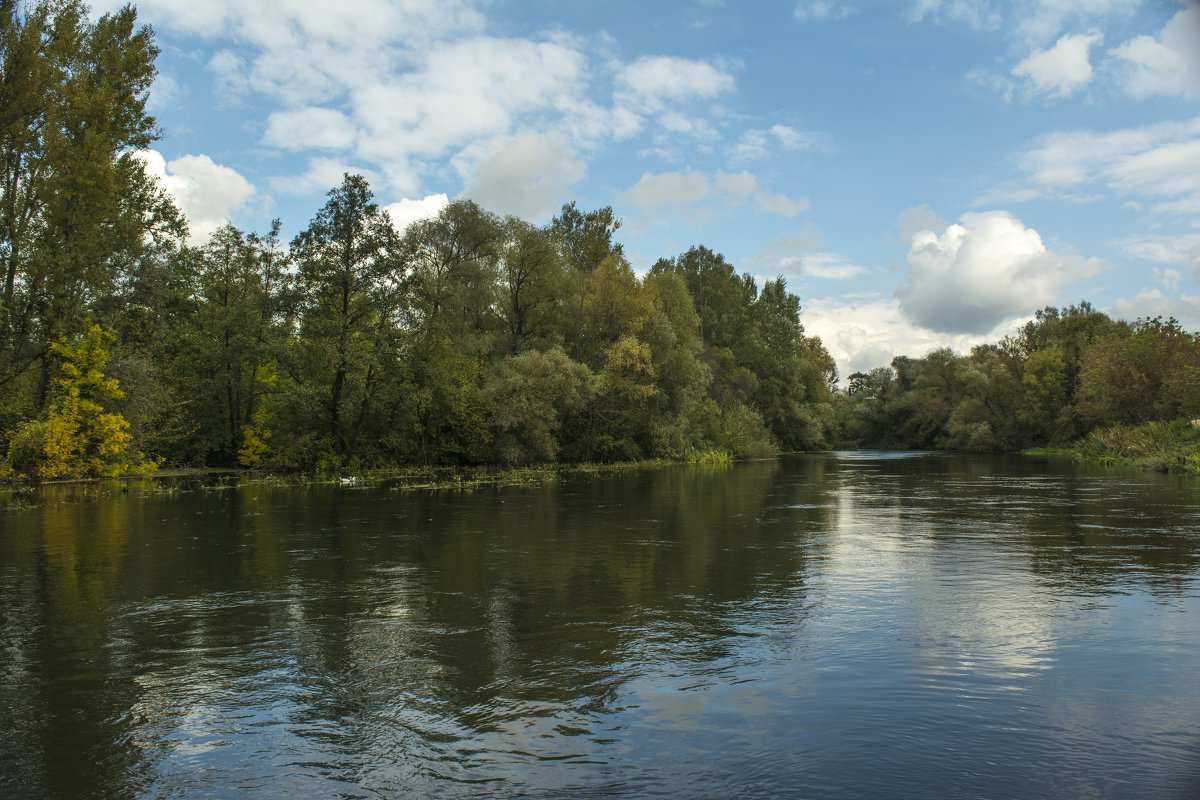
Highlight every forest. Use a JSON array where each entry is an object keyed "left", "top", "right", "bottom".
[
  {"left": 3, "top": 1, "right": 1198, "bottom": 481},
  {"left": 838, "top": 305, "right": 1200, "bottom": 471}
]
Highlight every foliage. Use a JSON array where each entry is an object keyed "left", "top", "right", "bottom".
[
  {"left": 4, "top": 324, "right": 154, "bottom": 478},
  {"left": 1072, "top": 419, "right": 1200, "bottom": 474},
  {"left": 481, "top": 347, "right": 592, "bottom": 464},
  {"left": 1, "top": 0, "right": 182, "bottom": 419},
  {"left": 838, "top": 304, "right": 1200, "bottom": 468}
]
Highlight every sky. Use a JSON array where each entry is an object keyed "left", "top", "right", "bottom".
[{"left": 97, "top": 0, "right": 1200, "bottom": 379}]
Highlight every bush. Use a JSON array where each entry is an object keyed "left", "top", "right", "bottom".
[{"left": 4, "top": 420, "right": 47, "bottom": 477}]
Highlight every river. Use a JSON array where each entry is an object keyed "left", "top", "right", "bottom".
[{"left": 2, "top": 453, "right": 1199, "bottom": 799}]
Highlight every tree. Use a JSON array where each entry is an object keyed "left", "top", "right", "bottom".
[
  {"left": 550, "top": 201, "right": 623, "bottom": 274},
  {"left": 481, "top": 347, "right": 592, "bottom": 464},
  {"left": 1079, "top": 317, "right": 1200, "bottom": 426},
  {"left": 650, "top": 245, "right": 756, "bottom": 349},
  {"left": 172, "top": 223, "right": 291, "bottom": 465},
  {"left": 404, "top": 199, "right": 500, "bottom": 348},
  {"left": 291, "top": 174, "right": 401, "bottom": 465},
  {"left": 4, "top": 324, "right": 153, "bottom": 478},
  {"left": 0, "top": 1, "right": 181, "bottom": 414},
  {"left": 493, "top": 217, "right": 567, "bottom": 354}
]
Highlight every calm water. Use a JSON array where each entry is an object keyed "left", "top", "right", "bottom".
[{"left": 2, "top": 454, "right": 1200, "bottom": 799}]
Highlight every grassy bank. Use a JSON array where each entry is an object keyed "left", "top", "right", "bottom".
[{"left": 1027, "top": 419, "right": 1200, "bottom": 475}]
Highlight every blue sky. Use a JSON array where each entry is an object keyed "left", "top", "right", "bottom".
[{"left": 102, "top": 0, "right": 1200, "bottom": 378}]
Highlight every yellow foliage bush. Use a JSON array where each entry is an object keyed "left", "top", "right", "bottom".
[{"left": 3, "top": 324, "right": 156, "bottom": 480}]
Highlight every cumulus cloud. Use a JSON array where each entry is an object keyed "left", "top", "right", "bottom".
[
  {"left": 620, "top": 169, "right": 808, "bottom": 220},
  {"left": 906, "top": 0, "right": 1002, "bottom": 31},
  {"left": 385, "top": 193, "right": 449, "bottom": 234},
  {"left": 111, "top": 1, "right": 737, "bottom": 203},
  {"left": 621, "top": 169, "right": 711, "bottom": 210},
  {"left": 1110, "top": 5, "right": 1200, "bottom": 98},
  {"left": 892, "top": 204, "right": 949, "bottom": 245},
  {"left": 269, "top": 157, "right": 381, "bottom": 197},
  {"left": 459, "top": 131, "right": 586, "bottom": 220},
  {"left": 1012, "top": 31, "right": 1102, "bottom": 100},
  {"left": 931, "top": 0, "right": 1140, "bottom": 99},
  {"left": 749, "top": 231, "right": 868, "bottom": 282},
  {"left": 802, "top": 296, "right": 1021, "bottom": 380},
  {"left": 135, "top": 149, "right": 255, "bottom": 243},
  {"left": 896, "top": 210, "right": 1105, "bottom": 334},
  {"left": 1013, "top": 0, "right": 1140, "bottom": 47}
]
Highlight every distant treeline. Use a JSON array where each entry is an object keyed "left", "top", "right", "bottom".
[{"left": 837, "top": 303, "right": 1200, "bottom": 454}]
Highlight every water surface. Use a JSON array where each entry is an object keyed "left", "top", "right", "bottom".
[{"left": 2, "top": 454, "right": 1199, "bottom": 798}]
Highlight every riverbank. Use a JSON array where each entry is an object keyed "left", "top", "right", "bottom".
[
  {"left": 0, "top": 454, "right": 745, "bottom": 511},
  {"left": 1024, "top": 419, "right": 1200, "bottom": 475}
]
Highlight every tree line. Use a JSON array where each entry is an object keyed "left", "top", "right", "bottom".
[
  {"left": 0, "top": 0, "right": 838, "bottom": 478},
  {"left": 7, "top": 1, "right": 1195, "bottom": 481},
  {"left": 837, "top": 303, "right": 1200, "bottom": 453}
]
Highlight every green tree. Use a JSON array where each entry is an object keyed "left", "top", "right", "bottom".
[
  {"left": 291, "top": 174, "right": 402, "bottom": 465},
  {"left": 404, "top": 199, "right": 501, "bottom": 350},
  {"left": 550, "top": 201, "right": 623, "bottom": 274},
  {"left": 650, "top": 245, "right": 756, "bottom": 349},
  {"left": 0, "top": 1, "right": 181, "bottom": 415},
  {"left": 1079, "top": 317, "right": 1200, "bottom": 425},
  {"left": 493, "top": 217, "right": 565, "bottom": 354},
  {"left": 172, "top": 223, "right": 291, "bottom": 465},
  {"left": 481, "top": 347, "right": 593, "bottom": 464}
]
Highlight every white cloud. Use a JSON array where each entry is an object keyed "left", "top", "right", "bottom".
[
  {"left": 1013, "top": 0, "right": 1139, "bottom": 47},
  {"left": 1108, "top": 287, "right": 1200, "bottom": 329},
  {"left": 1110, "top": 5, "right": 1200, "bottom": 98},
  {"left": 622, "top": 169, "right": 712, "bottom": 210},
  {"left": 906, "top": 0, "right": 1002, "bottom": 31},
  {"left": 983, "top": 116, "right": 1200, "bottom": 214},
  {"left": 135, "top": 149, "right": 256, "bottom": 243},
  {"left": 732, "top": 124, "right": 827, "bottom": 161},
  {"left": 619, "top": 169, "right": 808, "bottom": 224},
  {"left": 802, "top": 296, "right": 1020, "bottom": 379},
  {"left": 116, "top": 1, "right": 737, "bottom": 202},
  {"left": 459, "top": 131, "right": 585, "bottom": 220},
  {"left": 385, "top": 193, "right": 449, "bottom": 235},
  {"left": 793, "top": 1, "right": 856, "bottom": 22},
  {"left": 1116, "top": 232, "right": 1200, "bottom": 280},
  {"left": 892, "top": 204, "right": 949, "bottom": 245},
  {"left": 801, "top": 253, "right": 870, "bottom": 280},
  {"left": 1012, "top": 31, "right": 1102, "bottom": 100},
  {"left": 129, "top": 0, "right": 488, "bottom": 105},
  {"left": 715, "top": 171, "right": 809, "bottom": 216},
  {"left": 749, "top": 229, "right": 825, "bottom": 270},
  {"left": 269, "top": 157, "right": 381, "bottom": 197},
  {"left": 146, "top": 73, "right": 183, "bottom": 112},
  {"left": 263, "top": 107, "right": 358, "bottom": 151},
  {"left": 896, "top": 210, "right": 1105, "bottom": 334},
  {"left": 748, "top": 232, "right": 868, "bottom": 282},
  {"left": 614, "top": 55, "right": 735, "bottom": 112},
  {"left": 927, "top": 0, "right": 1139, "bottom": 98}
]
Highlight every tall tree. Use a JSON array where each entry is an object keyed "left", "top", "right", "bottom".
[
  {"left": 171, "top": 223, "right": 292, "bottom": 465},
  {"left": 0, "top": 1, "right": 180, "bottom": 413},
  {"left": 291, "top": 174, "right": 401, "bottom": 464}
]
